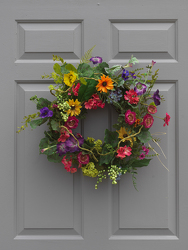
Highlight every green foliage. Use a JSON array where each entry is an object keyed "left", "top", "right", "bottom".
[
  {"left": 79, "top": 77, "right": 87, "bottom": 85},
  {"left": 131, "top": 158, "right": 152, "bottom": 168},
  {"left": 78, "top": 79, "right": 97, "bottom": 102},
  {"left": 50, "top": 120, "right": 60, "bottom": 132},
  {"left": 80, "top": 45, "right": 96, "bottom": 64},
  {"left": 99, "top": 144, "right": 114, "bottom": 165},
  {"left": 36, "top": 98, "right": 51, "bottom": 110},
  {"left": 129, "top": 55, "right": 139, "bottom": 65},
  {"left": 47, "top": 153, "right": 62, "bottom": 163},
  {"left": 94, "top": 62, "right": 109, "bottom": 74},
  {"left": 17, "top": 112, "right": 40, "bottom": 133},
  {"left": 29, "top": 118, "right": 48, "bottom": 129},
  {"left": 77, "top": 63, "right": 93, "bottom": 78},
  {"left": 53, "top": 63, "right": 62, "bottom": 74},
  {"left": 137, "top": 129, "right": 152, "bottom": 143},
  {"left": 61, "top": 64, "right": 70, "bottom": 74},
  {"left": 65, "top": 64, "right": 77, "bottom": 73},
  {"left": 104, "top": 129, "right": 119, "bottom": 148}
]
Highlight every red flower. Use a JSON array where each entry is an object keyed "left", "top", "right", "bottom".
[
  {"left": 163, "top": 113, "right": 171, "bottom": 127},
  {"left": 64, "top": 116, "right": 79, "bottom": 129},
  {"left": 124, "top": 89, "right": 139, "bottom": 105},
  {"left": 147, "top": 105, "right": 157, "bottom": 114},
  {"left": 117, "top": 145, "right": 132, "bottom": 159}
]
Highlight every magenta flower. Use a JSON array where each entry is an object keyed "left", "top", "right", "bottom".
[
  {"left": 64, "top": 116, "right": 79, "bottom": 129},
  {"left": 90, "top": 56, "right": 102, "bottom": 64},
  {"left": 142, "top": 114, "right": 154, "bottom": 128},
  {"left": 147, "top": 105, "right": 157, "bottom": 114},
  {"left": 125, "top": 110, "right": 137, "bottom": 125},
  {"left": 163, "top": 113, "right": 171, "bottom": 127},
  {"left": 152, "top": 60, "right": 156, "bottom": 67},
  {"left": 139, "top": 153, "right": 145, "bottom": 160},
  {"left": 77, "top": 152, "right": 90, "bottom": 165},
  {"left": 134, "top": 82, "right": 147, "bottom": 95},
  {"left": 39, "top": 107, "right": 53, "bottom": 118}
]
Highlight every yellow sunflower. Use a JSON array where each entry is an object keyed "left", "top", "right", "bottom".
[
  {"left": 117, "top": 127, "right": 136, "bottom": 147},
  {"left": 96, "top": 74, "right": 114, "bottom": 93},
  {"left": 66, "top": 99, "right": 82, "bottom": 116},
  {"left": 64, "top": 71, "right": 77, "bottom": 87}
]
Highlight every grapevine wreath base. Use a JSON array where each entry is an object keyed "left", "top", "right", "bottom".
[{"left": 17, "top": 48, "right": 170, "bottom": 189}]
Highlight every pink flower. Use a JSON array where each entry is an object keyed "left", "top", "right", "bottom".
[
  {"left": 142, "top": 145, "right": 149, "bottom": 155},
  {"left": 92, "top": 94, "right": 100, "bottom": 101},
  {"left": 116, "top": 145, "right": 132, "bottom": 159},
  {"left": 125, "top": 110, "right": 137, "bottom": 125},
  {"left": 77, "top": 152, "right": 90, "bottom": 165},
  {"left": 61, "top": 156, "right": 72, "bottom": 172},
  {"left": 139, "top": 153, "right": 145, "bottom": 160},
  {"left": 152, "top": 60, "right": 156, "bottom": 67},
  {"left": 163, "top": 113, "right": 171, "bottom": 127},
  {"left": 52, "top": 104, "right": 58, "bottom": 108},
  {"left": 124, "top": 89, "right": 139, "bottom": 105},
  {"left": 142, "top": 114, "right": 154, "bottom": 128},
  {"left": 97, "top": 101, "right": 105, "bottom": 108},
  {"left": 84, "top": 99, "right": 94, "bottom": 109},
  {"left": 64, "top": 116, "right": 79, "bottom": 129},
  {"left": 72, "top": 83, "right": 81, "bottom": 96},
  {"left": 147, "top": 105, "right": 157, "bottom": 114}
]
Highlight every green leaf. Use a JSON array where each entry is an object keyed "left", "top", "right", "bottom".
[
  {"left": 51, "top": 120, "right": 60, "bottom": 132},
  {"left": 47, "top": 153, "right": 62, "bottom": 163},
  {"left": 39, "top": 137, "right": 48, "bottom": 149},
  {"left": 36, "top": 98, "right": 51, "bottom": 110},
  {"left": 99, "top": 145, "right": 114, "bottom": 165},
  {"left": 65, "top": 64, "right": 77, "bottom": 73},
  {"left": 78, "top": 79, "right": 97, "bottom": 102},
  {"left": 53, "top": 63, "right": 61, "bottom": 74},
  {"left": 105, "top": 65, "right": 122, "bottom": 75},
  {"left": 94, "top": 62, "right": 109, "bottom": 74},
  {"left": 79, "top": 77, "right": 87, "bottom": 85},
  {"left": 131, "top": 158, "right": 152, "bottom": 168},
  {"left": 77, "top": 63, "right": 93, "bottom": 78},
  {"left": 137, "top": 130, "right": 152, "bottom": 143},
  {"left": 117, "top": 78, "right": 124, "bottom": 87},
  {"left": 29, "top": 118, "right": 48, "bottom": 129},
  {"left": 104, "top": 129, "right": 119, "bottom": 148},
  {"left": 61, "top": 64, "right": 70, "bottom": 74}
]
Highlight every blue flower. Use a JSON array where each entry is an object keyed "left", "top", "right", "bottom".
[
  {"left": 90, "top": 56, "right": 102, "bottom": 64},
  {"left": 107, "top": 89, "right": 122, "bottom": 104},
  {"left": 39, "top": 107, "right": 53, "bottom": 118}
]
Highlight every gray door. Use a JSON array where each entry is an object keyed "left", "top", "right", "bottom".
[{"left": 0, "top": 0, "right": 187, "bottom": 249}]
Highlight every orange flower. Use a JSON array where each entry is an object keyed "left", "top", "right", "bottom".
[{"left": 96, "top": 74, "right": 114, "bottom": 93}]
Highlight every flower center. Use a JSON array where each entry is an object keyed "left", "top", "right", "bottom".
[
  {"left": 71, "top": 105, "right": 75, "bottom": 110},
  {"left": 69, "top": 120, "right": 75, "bottom": 126},
  {"left": 102, "top": 82, "right": 107, "bottom": 87},
  {"left": 128, "top": 114, "right": 134, "bottom": 121}
]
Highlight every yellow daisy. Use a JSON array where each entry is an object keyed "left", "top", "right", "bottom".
[
  {"left": 96, "top": 74, "right": 114, "bottom": 93},
  {"left": 64, "top": 71, "right": 77, "bottom": 87},
  {"left": 117, "top": 127, "right": 136, "bottom": 147},
  {"left": 66, "top": 99, "right": 82, "bottom": 116}
]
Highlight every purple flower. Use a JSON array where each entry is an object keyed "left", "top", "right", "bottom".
[
  {"left": 65, "top": 135, "right": 84, "bottom": 153},
  {"left": 134, "top": 82, "right": 147, "bottom": 95},
  {"left": 153, "top": 89, "right": 161, "bottom": 106},
  {"left": 39, "top": 107, "right": 53, "bottom": 118},
  {"left": 90, "top": 56, "right": 102, "bottom": 64},
  {"left": 152, "top": 60, "right": 156, "bottom": 67},
  {"left": 57, "top": 142, "right": 68, "bottom": 156},
  {"left": 122, "top": 69, "right": 129, "bottom": 81},
  {"left": 130, "top": 72, "right": 136, "bottom": 79}
]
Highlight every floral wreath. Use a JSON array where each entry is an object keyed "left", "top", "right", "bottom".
[{"left": 17, "top": 47, "right": 170, "bottom": 189}]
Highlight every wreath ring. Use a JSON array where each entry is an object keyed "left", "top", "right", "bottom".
[{"left": 17, "top": 48, "right": 170, "bottom": 189}]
